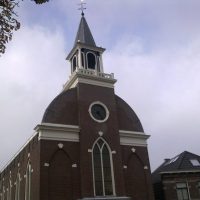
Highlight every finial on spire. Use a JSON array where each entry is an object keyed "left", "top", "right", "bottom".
[{"left": 78, "top": 0, "right": 86, "bottom": 16}]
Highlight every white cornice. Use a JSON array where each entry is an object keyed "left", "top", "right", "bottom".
[
  {"left": 36, "top": 123, "right": 80, "bottom": 142},
  {"left": 63, "top": 69, "right": 117, "bottom": 91},
  {"left": 66, "top": 42, "right": 105, "bottom": 60},
  {"left": 119, "top": 130, "right": 150, "bottom": 147},
  {"left": 35, "top": 123, "right": 80, "bottom": 132},
  {"left": 160, "top": 170, "right": 200, "bottom": 174},
  {"left": 119, "top": 130, "right": 146, "bottom": 135}
]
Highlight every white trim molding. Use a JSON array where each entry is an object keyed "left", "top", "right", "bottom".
[
  {"left": 62, "top": 68, "right": 117, "bottom": 91},
  {"left": 119, "top": 130, "right": 150, "bottom": 147},
  {"left": 35, "top": 123, "right": 80, "bottom": 142},
  {"left": 160, "top": 170, "right": 200, "bottom": 174}
]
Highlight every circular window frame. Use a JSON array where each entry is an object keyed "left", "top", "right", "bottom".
[{"left": 88, "top": 101, "right": 109, "bottom": 123}]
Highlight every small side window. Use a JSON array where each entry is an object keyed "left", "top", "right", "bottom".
[
  {"left": 72, "top": 56, "right": 77, "bottom": 72},
  {"left": 81, "top": 52, "right": 85, "bottom": 68}
]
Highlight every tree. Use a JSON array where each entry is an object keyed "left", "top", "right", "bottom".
[{"left": 0, "top": 0, "right": 49, "bottom": 56}]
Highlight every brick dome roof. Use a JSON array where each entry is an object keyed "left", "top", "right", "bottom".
[
  {"left": 42, "top": 88, "right": 78, "bottom": 125},
  {"left": 115, "top": 95, "right": 144, "bottom": 132},
  {"left": 42, "top": 88, "right": 144, "bottom": 132}
]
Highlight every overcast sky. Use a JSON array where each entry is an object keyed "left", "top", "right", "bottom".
[{"left": 0, "top": 0, "right": 200, "bottom": 171}]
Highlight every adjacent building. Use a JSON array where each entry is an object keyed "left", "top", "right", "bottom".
[
  {"left": 152, "top": 151, "right": 200, "bottom": 200},
  {"left": 0, "top": 12, "right": 154, "bottom": 200}
]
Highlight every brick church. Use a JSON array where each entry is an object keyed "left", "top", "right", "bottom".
[{"left": 0, "top": 10, "right": 154, "bottom": 200}]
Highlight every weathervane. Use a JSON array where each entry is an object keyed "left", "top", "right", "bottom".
[{"left": 78, "top": 0, "right": 86, "bottom": 16}]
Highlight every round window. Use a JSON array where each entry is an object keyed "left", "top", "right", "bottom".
[{"left": 89, "top": 102, "right": 109, "bottom": 123}]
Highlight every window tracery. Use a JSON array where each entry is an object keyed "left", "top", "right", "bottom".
[
  {"left": 15, "top": 173, "right": 20, "bottom": 200},
  {"left": 25, "top": 163, "right": 31, "bottom": 200},
  {"left": 92, "top": 138, "right": 115, "bottom": 196}
]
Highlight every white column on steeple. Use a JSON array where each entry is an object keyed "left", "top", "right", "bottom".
[
  {"left": 78, "top": 48, "right": 82, "bottom": 68},
  {"left": 100, "top": 54, "right": 104, "bottom": 73}
]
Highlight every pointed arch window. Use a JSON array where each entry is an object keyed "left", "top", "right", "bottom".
[
  {"left": 2, "top": 186, "right": 5, "bottom": 200},
  {"left": 0, "top": 180, "right": 2, "bottom": 200},
  {"left": 25, "top": 163, "right": 31, "bottom": 200},
  {"left": 15, "top": 173, "right": 20, "bottom": 200},
  {"left": 92, "top": 138, "right": 115, "bottom": 196},
  {"left": 7, "top": 180, "right": 11, "bottom": 200}
]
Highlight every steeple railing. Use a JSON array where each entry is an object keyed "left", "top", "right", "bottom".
[
  {"left": 73, "top": 68, "right": 114, "bottom": 79},
  {"left": 62, "top": 68, "right": 115, "bottom": 90}
]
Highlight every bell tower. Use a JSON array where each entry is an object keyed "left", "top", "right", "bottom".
[
  {"left": 67, "top": 13, "right": 104, "bottom": 73},
  {"left": 63, "top": 11, "right": 116, "bottom": 91}
]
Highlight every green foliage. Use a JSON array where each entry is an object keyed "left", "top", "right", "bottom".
[
  {"left": 33, "top": 0, "right": 49, "bottom": 4},
  {"left": 0, "top": 0, "right": 49, "bottom": 56}
]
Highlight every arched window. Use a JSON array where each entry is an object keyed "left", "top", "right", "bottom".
[
  {"left": 72, "top": 55, "right": 77, "bottom": 72},
  {"left": 0, "top": 180, "right": 2, "bottom": 200},
  {"left": 2, "top": 186, "right": 5, "bottom": 200},
  {"left": 92, "top": 138, "right": 115, "bottom": 196},
  {"left": 7, "top": 180, "right": 11, "bottom": 200},
  {"left": 25, "top": 163, "right": 31, "bottom": 200},
  {"left": 87, "top": 52, "right": 96, "bottom": 70},
  {"left": 15, "top": 173, "right": 20, "bottom": 200}
]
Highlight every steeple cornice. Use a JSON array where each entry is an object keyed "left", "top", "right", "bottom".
[{"left": 66, "top": 42, "right": 105, "bottom": 60}]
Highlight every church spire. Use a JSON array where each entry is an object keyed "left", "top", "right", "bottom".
[
  {"left": 74, "top": 15, "right": 96, "bottom": 47},
  {"left": 64, "top": 4, "right": 116, "bottom": 91},
  {"left": 66, "top": 11, "right": 105, "bottom": 74}
]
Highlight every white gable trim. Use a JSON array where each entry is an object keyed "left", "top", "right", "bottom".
[
  {"left": 35, "top": 123, "right": 80, "bottom": 142},
  {"left": 119, "top": 130, "right": 150, "bottom": 147}
]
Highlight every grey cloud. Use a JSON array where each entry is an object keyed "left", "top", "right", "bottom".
[{"left": 1, "top": 0, "right": 200, "bottom": 171}]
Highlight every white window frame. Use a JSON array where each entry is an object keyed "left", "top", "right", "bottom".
[
  {"left": 25, "top": 163, "right": 31, "bottom": 200},
  {"left": 15, "top": 173, "right": 20, "bottom": 200},
  {"left": 86, "top": 52, "right": 97, "bottom": 70},
  {"left": 6, "top": 180, "right": 11, "bottom": 200},
  {"left": 0, "top": 180, "right": 2, "bottom": 200},
  {"left": 176, "top": 182, "right": 190, "bottom": 200},
  {"left": 72, "top": 55, "right": 78, "bottom": 73},
  {"left": 88, "top": 101, "right": 110, "bottom": 123},
  {"left": 92, "top": 137, "right": 116, "bottom": 196},
  {"left": 2, "top": 186, "right": 5, "bottom": 200},
  {"left": 81, "top": 52, "right": 85, "bottom": 68}
]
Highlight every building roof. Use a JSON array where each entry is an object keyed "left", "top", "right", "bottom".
[
  {"left": 74, "top": 15, "right": 96, "bottom": 47},
  {"left": 152, "top": 151, "right": 200, "bottom": 183},
  {"left": 42, "top": 88, "right": 144, "bottom": 132}
]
